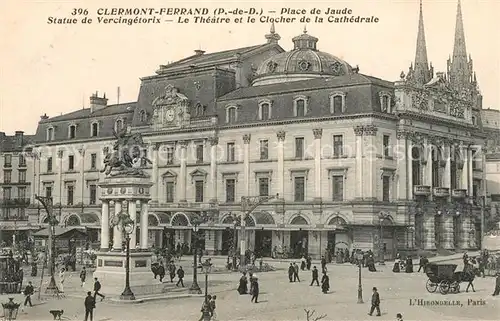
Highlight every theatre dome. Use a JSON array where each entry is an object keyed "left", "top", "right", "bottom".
[{"left": 253, "top": 28, "right": 354, "bottom": 86}]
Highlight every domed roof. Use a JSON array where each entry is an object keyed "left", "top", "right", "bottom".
[{"left": 253, "top": 28, "right": 354, "bottom": 85}]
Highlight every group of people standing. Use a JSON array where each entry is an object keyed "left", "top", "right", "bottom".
[
  {"left": 392, "top": 254, "right": 416, "bottom": 273},
  {"left": 237, "top": 272, "right": 260, "bottom": 303}
]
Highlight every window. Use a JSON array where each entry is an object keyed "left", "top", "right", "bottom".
[
  {"left": 47, "top": 127, "right": 54, "bottom": 141},
  {"left": 294, "top": 177, "right": 305, "bottom": 202},
  {"left": 382, "top": 96, "right": 389, "bottom": 111},
  {"left": 227, "top": 143, "right": 235, "bottom": 162},
  {"left": 260, "top": 140, "right": 269, "bottom": 160},
  {"left": 227, "top": 107, "right": 237, "bottom": 124},
  {"left": 295, "top": 99, "right": 305, "bottom": 117},
  {"left": 68, "top": 155, "right": 75, "bottom": 171},
  {"left": 89, "top": 184, "right": 97, "bottom": 205},
  {"left": 69, "top": 125, "right": 76, "bottom": 139},
  {"left": 196, "top": 104, "right": 206, "bottom": 116},
  {"left": 332, "top": 175, "right": 344, "bottom": 201},
  {"left": 196, "top": 144, "right": 204, "bottom": 163},
  {"left": 139, "top": 110, "right": 147, "bottom": 122},
  {"left": 259, "top": 102, "right": 271, "bottom": 120},
  {"left": 166, "top": 147, "right": 174, "bottom": 165},
  {"left": 195, "top": 180, "right": 204, "bottom": 202},
  {"left": 91, "top": 122, "right": 98, "bottom": 137},
  {"left": 259, "top": 178, "right": 269, "bottom": 197},
  {"left": 3, "top": 170, "right": 11, "bottom": 183},
  {"left": 18, "top": 187, "right": 26, "bottom": 199},
  {"left": 382, "top": 176, "right": 390, "bottom": 202},
  {"left": 90, "top": 153, "right": 97, "bottom": 169},
  {"left": 3, "top": 187, "right": 12, "bottom": 199},
  {"left": 166, "top": 182, "right": 175, "bottom": 203},
  {"left": 225, "top": 179, "right": 235, "bottom": 203},
  {"left": 45, "top": 186, "right": 52, "bottom": 199},
  {"left": 379, "top": 92, "right": 392, "bottom": 113},
  {"left": 67, "top": 185, "right": 74, "bottom": 205},
  {"left": 18, "top": 155, "right": 26, "bottom": 167},
  {"left": 115, "top": 119, "right": 124, "bottom": 132},
  {"left": 333, "top": 135, "right": 343, "bottom": 157},
  {"left": 330, "top": 93, "right": 346, "bottom": 114},
  {"left": 18, "top": 170, "right": 26, "bottom": 183},
  {"left": 4, "top": 154, "right": 12, "bottom": 167},
  {"left": 295, "top": 137, "right": 304, "bottom": 158},
  {"left": 47, "top": 157, "right": 53, "bottom": 172},
  {"left": 383, "top": 135, "right": 390, "bottom": 157}
]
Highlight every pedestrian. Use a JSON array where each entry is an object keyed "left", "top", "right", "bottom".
[
  {"left": 288, "top": 263, "right": 294, "bottom": 282},
  {"left": 368, "top": 287, "right": 381, "bottom": 316},
  {"left": 176, "top": 266, "right": 185, "bottom": 287},
  {"left": 321, "top": 256, "right": 327, "bottom": 273},
  {"left": 300, "top": 256, "right": 306, "bottom": 271},
  {"left": 251, "top": 276, "right": 259, "bottom": 303},
  {"left": 293, "top": 262, "right": 300, "bottom": 282},
  {"left": 84, "top": 291, "right": 96, "bottom": 321},
  {"left": 93, "top": 277, "right": 105, "bottom": 301},
  {"left": 310, "top": 266, "right": 319, "bottom": 286},
  {"left": 306, "top": 256, "right": 312, "bottom": 270},
  {"left": 21, "top": 281, "right": 34, "bottom": 312},
  {"left": 491, "top": 272, "right": 500, "bottom": 296},
  {"left": 237, "top": 272, "right": 248, "bottom": 294},
  {"left": 80, "top": 267, "right": 87, "bottom": 287},
  {"left": 321, "top": 272, "right": 329, "bottom": 294},
  {"left": 158, "top": 263, "right": 165, "bottom": 282},
  {"left": 168, "top": 261, "right": 176, "bottom": 283},
  {"left": 198, "top": 295, "right": 212, "bottom": 321},
  {"left": 248, "top": 272, "right": 254, "bottom": 294},
  {"left": 59, "top": 268, "right": 66, "bottom": 292},
  {"left": 396, "top": 313, "right": 403, "bottom": 321},
  {"left": 210, "top": 295, "right": 217, "bottom": 320}
]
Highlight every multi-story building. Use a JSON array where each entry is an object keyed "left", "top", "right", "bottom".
[
  {"left": 25, "top": 1, "right": 486, "bottom": 259},
  {"left": 483, "top": 108, "right": 500, "bottom": 218},
  {"left": 0, "top": 131, "right": 34, "bottom": 245}
]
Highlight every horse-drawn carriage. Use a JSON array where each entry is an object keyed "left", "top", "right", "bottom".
[{"left": 425, "top": 264, "right": 463, "bottom": 294}]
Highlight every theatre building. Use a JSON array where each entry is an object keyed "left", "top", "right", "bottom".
[{"left": 25, "top": 1, "right": 486, "bottom": 259}]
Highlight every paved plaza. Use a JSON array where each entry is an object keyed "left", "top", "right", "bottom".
[{"left": 3, "top": 257, "right": 499, "bottom": 321}]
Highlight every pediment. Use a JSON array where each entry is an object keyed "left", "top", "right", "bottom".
[
  {"left": 190, "top": 168, "right": 208, "bottom": 177},
  {"left": 161, "top": 170, "right": 177, "bottom": 178},
  {"left": 152, "top": 84, "right": 188, "bottom": 107}
]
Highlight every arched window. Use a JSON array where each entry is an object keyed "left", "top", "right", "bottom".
[
  {"left": 66, "top": 215, "right": 80, "bottom": 226},
  {"left": 293, "top": 95, "right": 308, "bottom": 117},
  {"left": 330, "top": 92, "right": 346, "bottom": 114},
  {"left": 68, "top": 125, "right": 76, "bottom": 139},
  {"left": 115, "top": 119, "right": 124, "bottom": 132},
  {"left": 47, "top": 127, "right": 54, "bottom": 141},
  {"left": 378, "top": 92, "right": 392, "bottom": 113},
  {"left": 91, "top": 122, "right": 98, "bottom": 137},
  {"left": 226, "top": 106, "right": 237, "bottom": 124},
  {"left": 139, "top": 110, "right": 147, "bottom": 123},
  {"left": 258, "top": 100, "right": 272, "bottom": 120},
  {"left": 196, "top": 103, "right": 206, "bottom": 116}
]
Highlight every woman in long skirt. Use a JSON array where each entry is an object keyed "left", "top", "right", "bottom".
[
  {"left": 321, "top": 273, "right": 330, "bottom": 294},
  {"left": 237, "top": 273, "right": 248, "bottom": 294}
]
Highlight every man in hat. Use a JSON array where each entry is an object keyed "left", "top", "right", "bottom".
[
  {"left": 492, "top": 272, "right": 500, "bottom": 296},
  {"left": 250, "top": 275, "right": 259, "bottom": 303},
  {"left": 368, "top": 287, "right": 381, "bottom": 316}
]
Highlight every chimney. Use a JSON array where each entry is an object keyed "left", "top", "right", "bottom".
[
  {"left": 40, "top": 113, "right": 49, "bottom": 120},
  {"left": 90, "top": 91, "right": 108, "bottom": 113},
  {"left": 194, "top": 49, "right": 205, "bottom": 56},
  {"left": 14, "top": 131, "right": 24, "bottom": 147}
]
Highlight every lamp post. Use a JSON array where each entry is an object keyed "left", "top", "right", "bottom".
[
  {"left": 2, "top": 298, "right": 20, "bottom": 321},
  {"left": 120, "top": 216, "right": 135, "bottom": 301},
  {"left": 231, "top": 214, "right": 239, "bottom": 271},
  {"left": 356, "top": 253, "right": 363, "bottom": 304},
  {"left": 378, "top": 212, "right": 390, "bottom": 265},
  {"left": 189, "top": 214, "right": 208, "bottom": 294},
  {"left": 200, "top": 260, "right": 213, "bottom": 321}
]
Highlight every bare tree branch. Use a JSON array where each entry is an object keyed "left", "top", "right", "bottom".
[{"left": 304, "top": 309, "right": 327, "bottom": 321}]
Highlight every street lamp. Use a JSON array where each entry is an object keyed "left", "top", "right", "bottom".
[
  {"left": 356, "top": 253, "right": 363, "bottom": 304},
  {"left": 189, "top": 214, "right": 207, "bottom": 294},
  {"left": 378, "top": 212, "right": 390, "bottom": 265},
  {"left": 231, "top": 213, "right": 239, "bottom": 271},
  {"left": 2, "top": 298, "right": 20, "bottom": 321},
  {"left": 120, "top": 216, "right": 135, "bottom": 300}
]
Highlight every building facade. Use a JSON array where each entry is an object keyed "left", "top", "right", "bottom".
[
  {"left": 483, "top": 108, "right": 500, "bottom": 220},
  {"left": 17, "top": 1, "right": 487, "bottom": 259}
]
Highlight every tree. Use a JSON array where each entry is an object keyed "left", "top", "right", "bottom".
[{"left": 304, "top": 309, "right": 327, "bottom": 321}]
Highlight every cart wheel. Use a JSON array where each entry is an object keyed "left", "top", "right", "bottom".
[
  {"left": 454, "top": 283, "right": 460, "bottom": 293},
  {"left": 426, "top": 280, "right": 438, "bottom": 293},
  {"left": 439, "top": 281, "right": 450, "bottom": 294}
]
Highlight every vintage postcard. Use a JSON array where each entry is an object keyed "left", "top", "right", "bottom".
[{"left": 0, "top": 0, "right": 499, "bottom": 320}]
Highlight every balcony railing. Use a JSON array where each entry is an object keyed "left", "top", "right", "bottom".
[
  {"left": 413, "top": 185, "right": 431, "bottom": 196},
  {"left": 451, "top": 189, "right": 467, "bottom": 199},
  {"left": 433, "top": 187, "right": 450, "bottom": 198},
  {"left": 1, "top": 198, "right": 31, "bottom": 207}
]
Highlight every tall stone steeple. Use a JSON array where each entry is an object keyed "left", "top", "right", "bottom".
[
  {"left": 265, "top": 23, "right": 281, "bottom": 44},
  {"left": 412, "top": 0, "right": 432, "bottom": 85},
  {"left": 447, "top": 0, "right": 474, "bottom": 91}
]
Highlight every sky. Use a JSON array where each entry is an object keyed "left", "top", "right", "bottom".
[{"left": 1, "top": 0, "right": 499, "bottom": 135}]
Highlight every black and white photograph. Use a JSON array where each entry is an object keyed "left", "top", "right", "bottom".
[{"left": 0, "top": 0, "right": 499, "bottom": 320}]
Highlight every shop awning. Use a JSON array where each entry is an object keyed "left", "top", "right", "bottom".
[{"left": 33, "top": 227, "right": 87, "bottom": 238}]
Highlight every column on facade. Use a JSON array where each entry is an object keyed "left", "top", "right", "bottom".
[
  {"left": 441, "top": 213, "right": 455, "bottom": 250},
  {"left": 423, "top": 214, "right": 436, "bottom": 250},
  {"left": 424, "top": 138, "right": 433, "bottom": 189},
  {"left": 443, "top": 144, "right": 452, "bottom": 189},
  {"left": 461, "top": 145, "right": 469, "bottom": 192},
  {"left": 313, "top": 128, "right": 322, "bottom": 201},
  {"left": 209, "top": 137, "right": 219, "bottom": 202},
  {"left": 467, "top": 148, "right": 473, "bottom": 196},
  {"left": 205, "top": 231, "right": 216, "bottom": 255},
  {"left": 100, "top": 200, "right": 110, "bottom": 251},
  {"left": 354, "top": 126, "right": 364, "bottom": 199},
  {"left": 151, "top": 143, "right": 159, "bottom": 203},
  {"left": 363, "top": 125, "right": 378, "bottom": 200},
  {"left": 57, "top": 150, "right": 63, "bottom": 205},
  {"left": 178, "top": 141, "right": 188, "bottom": 202},
  {"left": 140, "top": 201, "right": 149, "bottom": 250},
  {"left": 395, "top": 130, "right": 406, "bottom": 200},
  {"left": 406, "top": 138, "right": 414, "bottom": 200},
  {"left": 276, "top": 131, "right": 285, "bottom": 199},
  {"left": 112, "top": 200, "right": 123, "bottom": 250},
  {"left": 243, "top": 134, "right": 251, "bottom": 197},
  {"left": 128, "top": 200, "right": 137, "bottom": 250},
  {"left": 460, "top": 215, "right": 472, "bottom": 249}
]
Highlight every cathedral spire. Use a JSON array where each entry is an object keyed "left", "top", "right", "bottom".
[
  {"left": 448, "top": 0, "right": 472, "bottom": 90},
  {"left": 412, "top": 0, "right": 431, "bottom": 85},
  {"left": 265, "top": 23, "right": 281, "bottom": 44}
]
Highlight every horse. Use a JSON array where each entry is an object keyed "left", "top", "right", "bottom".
[{"left": 454, "top": 269, "right": 476, "bottom": 292}]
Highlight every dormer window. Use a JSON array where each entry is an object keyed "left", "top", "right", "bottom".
[
  {"left": 330, "top": 92, "right": 347, "bottom": 114},
  {"left": 115, "top": 118, "right": 124, "bottom": 132},
  {"left": 226, "top": 106, "right": 238, "bottom": 124},
  {"left": 293, "top": 95, "right": 308, "bottom": 117},
  {"left": 46, "top": 127, "right": 54, "bottom": 141},
  {"left": 378, "top": 92, "right": 392, "bottom": 113},
  {"left": 196, "top": 103, "right": 206, "bottom": 116},
  {"left": 258, "top": 100, "right": 272, "bottom": 120},
  {"left": 91, "top": 122, "right": 98, "bottom": 137},
  {"left": 68, "top": 124, "right": 76, "bottom": 139},
  {"left": 139, "top": 110, "right": 147, "bottom": 123}
]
